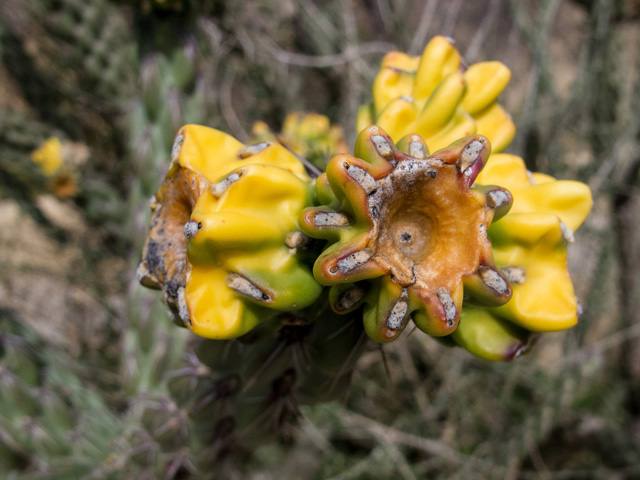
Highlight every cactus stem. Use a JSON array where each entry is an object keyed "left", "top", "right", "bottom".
[
  {"left": 210, "top": 171, "right": 242, "bottom": 198},
  {"left": 242, "top": 340, "right": 288, "bottom": 393},
  {"left": 478, "top": 266, "right": 510, "bottom": 295},
  {"left": 226, "top": 273, "right": 271, "bottom": 302},
  {"left": 190, "top": 376, "right": 240, "bottom": 415},
  {"left": 280, "top": 314, "right": 313, "bottom": 326},
  {"left": 437, "top": 288, "right": 457, "bottom": 326},
  {"left": 503, "top": 266, "right": 527, "bottom": 284},
  {"left": 238, "top": 142, "right": 269, "bottom": 159},
  {"left": 337, "top": 249, "right": 373, "bottom": 273},
  {"left": 330, "top": 327, "right": 368, "bottom": 391}
]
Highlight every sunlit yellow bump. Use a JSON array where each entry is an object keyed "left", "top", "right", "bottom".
[
  {"left": 472, "top": 103, "right": 516, "bottom": 153},
  {"left": 462, "top": 62, "right": 511, "bottom": 115},
  {"left": 380, "top": 51, "right": 420, "bottom": 71},
  {"left": 475, "top": 154, "right": 532, "bottom": 190},
  {"left": 375, "top": 98, "right": 418, "bottom": 142},
  {"left": 412, "top": 36, "right": 461, "bottom": 105},
  {"left": 176, "top": 124, "right": 308, "bottom": 182},
  {"left": 424, "top": 113, "right": 476, "bottom": 152},
  {"left": 185, "top": 267, "right": 264, "bottom": 339},
  {"left": 373, "top": 66, "right": 416, "bottom": 114}
]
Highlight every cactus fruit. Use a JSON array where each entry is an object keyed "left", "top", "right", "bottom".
[
  {"left": 453, "top": 153, "right": 592, "bottom": 360},
  {"left": 138, "top": 125, "right": 322, "bottom": 339},
  {"left": 136, "top": 30, "right": 595, "bottom": 471},
  {"left": 300, "top": 126, "right": 514, "bottom": 343},
  {"left": 252, "top": 112, "right": 349, "bottom": 171},
  {"left": 137, "top": 124, "right": 370, "bottom": 462},
  {"left": 350, "top": 35, "right": 592, "bottom": 359},
  {"left": 356, "top": 36, "right": 515, "bottom": 153},
  {"left": 299, "top": 126, "right": 592, "bottom": 358}
]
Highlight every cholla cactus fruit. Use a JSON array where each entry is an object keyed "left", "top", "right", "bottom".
[
  {"left": 300, "top": 126, "right": 514, "bottom": 343},
  {"left": 357, "top": 35, "right": 515, "bottom": 153},
  {"left": 252, "top": 112, "right": 349, "bottom": 169},
  {"left": 138, "top": 124, "right": 322, "bottom": 339},
  {"left": 450, "top": 153, "right": 592, "bottom": 360}
]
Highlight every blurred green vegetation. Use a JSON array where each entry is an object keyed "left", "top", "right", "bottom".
[{"left": 0, "top": 0, "right": 639, "bottom": 478}]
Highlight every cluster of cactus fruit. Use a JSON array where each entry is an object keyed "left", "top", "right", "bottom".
[
  {"left": 0, "top": 1, "right": 594, "bottom": 471},
  {"left": 140, "top": 35, "right": 592, "bottom": 360},
  {"left": 135, "top": 35, "right": 593, "bottom": 459}
]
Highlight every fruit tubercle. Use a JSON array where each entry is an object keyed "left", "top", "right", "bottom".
[{"left": 138, "top": 124, "right": 322, "bottom": 339}]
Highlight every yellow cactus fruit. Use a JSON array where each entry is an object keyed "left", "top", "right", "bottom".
[
  {"left": 468, "top": 154, "right": 593, "bottom": 336},
  {"left": 138, "top": 124, "right": 322, "bottom": 339},
  {"left": 357, "top": 36, "right": 515, "bottom": 153},
  {"left": 251, "top": 112, "right": 348, "bottom": 167},
  {"left": 300, "top": 126, "right": 514, "bottom": 343}
]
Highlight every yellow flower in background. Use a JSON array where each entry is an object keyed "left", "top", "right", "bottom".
[
  {"left": 138, "top": 125, "right": 322, "bottom": 339},
  {"left": 357, "top": 36, "right": 515, "bottom": 153},
  {"left": 31, "top": 137, "right": 63, "bottom": 175}
]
